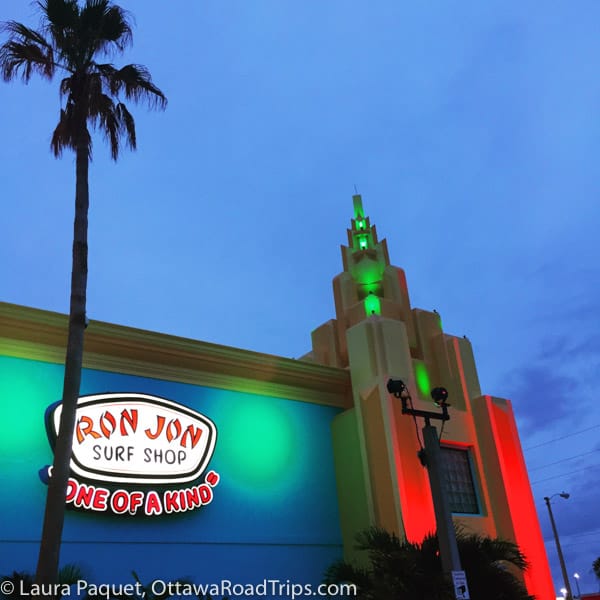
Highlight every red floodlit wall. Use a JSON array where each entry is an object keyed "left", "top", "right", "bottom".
[
  {"left": 391, "top": 398, "right": 437, "bottom": 542},
  {"left": 485, "top": 396, "right": 555, "bottom": 600}
]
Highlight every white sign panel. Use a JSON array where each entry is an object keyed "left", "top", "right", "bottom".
[
  {"left": 451, "top": 570, "right": 470, "bottom": 600},
  {"left": 49, "top": 393, "right": 217, "bottom": 484}
]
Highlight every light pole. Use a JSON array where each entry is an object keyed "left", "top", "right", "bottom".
[
  {"left": 544, "top": 492, "right": 572, "bottom": 600},
  {"left": 387, "top": 379, "right": 466, "bottom": 598},
  {"left": 573, "top": 573, "right": 581, "bottom": 599}
]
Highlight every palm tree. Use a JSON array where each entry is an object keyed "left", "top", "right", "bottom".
[
  {"left": 325, "top": 527, "right": 534, "bottom": 600},
  {"left": 0, "top": 0, "right": 166, "bottom": 585}
]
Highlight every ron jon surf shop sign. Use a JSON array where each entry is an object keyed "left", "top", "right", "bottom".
[{"left": 43, "top": 393, "right": 219, "bottom": 516}]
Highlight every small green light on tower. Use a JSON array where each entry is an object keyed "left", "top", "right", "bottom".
[
  {"left": 359, "top": 237, "right": 368, "bottom": 250},
  {"left": 356, "top": 219, "right": 366, "bottom": 230},
  {"left": 364, "top": 293, "right": 381, "bottom": 316},
  {"left": 415, "top": 362, "right": 431, "bottom": 398}
]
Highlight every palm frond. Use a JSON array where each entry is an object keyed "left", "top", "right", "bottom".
[
  {"left": 355, "top": 527, "right": 402, "bottom": 555},
  {"left": 0, "top": 21, "right": 55, "bottom": 81},
  {"left": 1, "top": 21, "right": 52, "bottom": 50},
  {"left": 324, "top": 560, "right": 372, "bottom": 591},
  {"left": 116, "top": 102, "right": 136, "bottom": 149},
  {"left": 80, "top": 0, "right": 132, "bottom": 55},
  {"left": 1, "top": 571, "right": 34, "bottom": 599},
  {"left": 57, "top": 563, "right": 86, "bottom": 585},
  {"left": 88, "top": 93, "right": 138, "bottom": 160},
  {"left": 326, "top": 527, "right": 534, "bottom": 600},
  {"left": 59, "top": 74, "right": 71, "bottom": 96},
  {"left": 593, "top": 556, "right": 600, "bottom": 581},
  {"left": 104, "top": 63, "right": 167, "bottom": 109},
  {"left": 456, "top": 531, "right": 530, "bottom": 572},
  {"left": 37, "top": 0, "right": 79, "bottom": 65},
  {"left": 51, "top": 105, "right": 92, "bottom": 158},
  {"left": 4, "top": 0, "right": 165, "bottom": 162},
  {"left": 93, "top": 93, "right": 120, "bottom": 159},
  {"left": 39, "top": 0, "right": 79, "bottom": 30},
  {"left": 51, "top": 107, "right": 71, "bottom": 156}
]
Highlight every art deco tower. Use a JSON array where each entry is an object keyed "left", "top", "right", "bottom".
[{"left": 309, "top": 195, "right": 555, "bottom": 600}]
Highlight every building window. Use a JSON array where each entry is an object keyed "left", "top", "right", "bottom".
[{"left": 441, "top": 446, "right": 479, "bottom": 514}]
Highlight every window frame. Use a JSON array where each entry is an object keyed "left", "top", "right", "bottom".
[{"left": 440, "top": 443, "right": 483, "bottom": 517}]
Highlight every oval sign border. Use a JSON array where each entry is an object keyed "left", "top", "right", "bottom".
[{"left": 46, "top": 393, "right": 217, "bottom": 485}]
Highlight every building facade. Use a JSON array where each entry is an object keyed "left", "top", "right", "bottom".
[
  {"left": 309, "top": 195, "right": 555, "bottom": 598},
  {"left": 0, "top": 196, "right": 554, "bottom": 598}
]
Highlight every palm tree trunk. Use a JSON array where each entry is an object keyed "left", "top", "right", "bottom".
[{"left": 35, "top": 138, "right": 89, "bottom": 587}]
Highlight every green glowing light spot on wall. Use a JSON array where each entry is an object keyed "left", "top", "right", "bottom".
[
  {"left": 359, "top": 237, "right": 368, "bottom": 250},
  {"left": 218, "top": 399, "right": 296, "bottom": 490},
  {"left": 415, "top": 362, "right": 431, "bottom": 398},
  {"left": 364, "top": 294, "right": 381, "bottom": 316},
  {"left": 351, "top": 257, "right": 385, "bottom": 287},
  {"left": 357, "top": 219, "right": 366, "bottom": 230},
  {"left": 0, "top": 357, "right": 58, "bottom": 454}
]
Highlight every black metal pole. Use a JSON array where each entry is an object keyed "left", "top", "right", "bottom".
[
  {"left": 422, "top": 419, "right": 462, "bottom": 575},
  {"left": 386, "top": 379, "right": 468, "bottom": 599},
  {"left": 544, "top": 496, "right": 573, "bottom": 600}
]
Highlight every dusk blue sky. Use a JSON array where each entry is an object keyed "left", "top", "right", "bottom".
[{"left": 1, "top": 1, "right": 599, "bottom": 595}]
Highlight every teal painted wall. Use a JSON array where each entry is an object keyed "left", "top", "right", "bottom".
[{"left": 0, "top": 356, "right": 343, "bottom": 590}]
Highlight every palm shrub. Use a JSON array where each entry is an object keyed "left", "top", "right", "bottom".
[{"left": 325, "top": 527, "right": 534, "bottom": 600}]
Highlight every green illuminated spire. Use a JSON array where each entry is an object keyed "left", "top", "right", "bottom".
[
  {"left": 353, "top": 194, "right": 365, "bottom": 219},
  {"left": 343, "top": 195, "right": 388, "bottom": 296},
  {"left": 349, "top": 195, "right": 375, "bottom": 253},
  {"left": 312, "top": 193, "right": 420, "bottom": 368},
  {"left": 311, "top": 192, "right": 418, "bottom": 367}
]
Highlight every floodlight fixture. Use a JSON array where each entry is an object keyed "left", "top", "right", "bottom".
[
  {"left": 386, "top": 378, "right": 408, "bottom": 398},
  {"left": 431, "top": 387, "right": 449, "bottom": 407}
]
